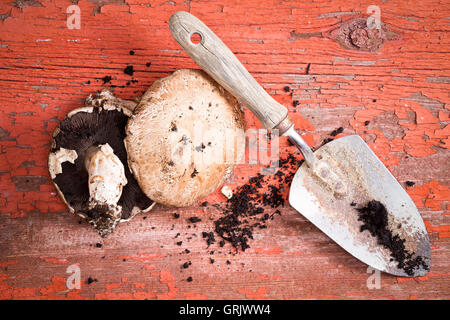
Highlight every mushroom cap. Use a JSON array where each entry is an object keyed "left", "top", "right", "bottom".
[
  {"left": 48, "top": 90, "right": 154, "bottom": 236},
  {"left": 125, "top": 69, "right": 246, "bottom": 207}
]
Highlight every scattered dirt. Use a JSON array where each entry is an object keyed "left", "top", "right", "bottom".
[{"left": 213, "top": 154, "right": 300, "bottom": 251}]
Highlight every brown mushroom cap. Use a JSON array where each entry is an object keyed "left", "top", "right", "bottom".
[
  {"left": 125, "top": 69, "right": 246, "bottom": 207},
  {"left": 48, "top": 90, "right": 154, "bottom": 237}
]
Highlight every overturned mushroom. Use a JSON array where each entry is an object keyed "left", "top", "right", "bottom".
[{"left": 48, "top": 90, "right": 154, "bottom": 237}]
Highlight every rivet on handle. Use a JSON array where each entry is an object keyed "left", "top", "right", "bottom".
[{"left": 189, "top": 31, "right": 203, "bottom": 45}]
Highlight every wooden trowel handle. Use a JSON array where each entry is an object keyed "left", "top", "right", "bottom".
[{"left": 169, "top": 11, "right": 292, "bottom": 133}]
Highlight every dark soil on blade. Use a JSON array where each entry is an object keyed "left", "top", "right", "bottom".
[{"left": 356, "top": 200, "right": 429, "bottom": 276}]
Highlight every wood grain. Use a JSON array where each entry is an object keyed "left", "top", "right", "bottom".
[{"left": 0, "top": 0, "right": 449, "bottom": 300}]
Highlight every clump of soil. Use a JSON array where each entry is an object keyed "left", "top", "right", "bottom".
[
  {"left": 213, "top": 154, "right": 300, "bottom": 251},
  {"left": 202, "top": 231, "right": 215, "bottom": 247},
  {"left": 87, "top": 277, "right": 98, "bottom": 284},
  {"left": 356, "top": 200, "right": 429, "bottom": 276},
  {"left": 102, "top": 76, "right": 112, "bottom": 84},
  {"left": 124, "top": 65, "right": 134, "bottom": 76},
  {"left": 188, "top": 217, "right": 201, "bottom": 223},
  {"left": 330, "top": 127, "right": 343, "bottom": 137}
]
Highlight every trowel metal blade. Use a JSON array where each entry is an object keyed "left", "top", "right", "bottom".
[{"left": 289, "top": 135, "right": 430, "bottom": 277}]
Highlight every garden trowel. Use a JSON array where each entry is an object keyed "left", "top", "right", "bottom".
[{"left": 169, "top": 11, "right": 430, "bottom": 277}]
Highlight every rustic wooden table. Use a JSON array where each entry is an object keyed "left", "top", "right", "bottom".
[{"left": 0, "top": 0, "right": 449, "bottom": 300}]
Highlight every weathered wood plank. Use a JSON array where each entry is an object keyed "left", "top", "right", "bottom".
[{"left": 0, "top": 0, "right": 449, "bottom": 299}]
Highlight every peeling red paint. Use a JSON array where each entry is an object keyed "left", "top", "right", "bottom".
[
  {"left": 0, "top": 260, "right": 19, "bottom": 267},
  {"left": 408, "top": 180, "right": 449, "bottom": 210},
  {"left": 132, "top": 291, "right": 156, "bottom": 300},
  {"left": 247, "top": 247, "right": 283, "bottom": 255},
  {"left": 0, "top": 273, "right": 88, "bottom": 300},
  {"left": 238, "top": 287, "right": 269, "bottom": 299},
  {"left": 256, "top": 274, "right": 281, "bottom": 281},
  {"left": 183, "top": 291, "right": 209, "bottom": 299},
  {"left": 397, "top": 272, "right": 450, "bottom": 284},
  {"left": 325, "top": 17, "right": 399, "bottom": 52},
  {"left": 133, "top": 282, "right": 146, "bottom": 289},
  {"left": 0, "top": 0, "right": 448, "bottom": 300},
  {"left": 156, "top": 270, "right": 178, "bottom": 300}
]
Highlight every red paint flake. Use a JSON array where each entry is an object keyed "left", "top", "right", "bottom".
[
  {"left": 133, "top": 282, "right": 146, "bottom": 289},
  {"left": 0, "top": 260, "right": 19, "bottom": 267}
]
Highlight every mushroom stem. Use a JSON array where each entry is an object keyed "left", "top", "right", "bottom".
[{"left": 85, "top": 143, "right": 127, "bottom": 217}]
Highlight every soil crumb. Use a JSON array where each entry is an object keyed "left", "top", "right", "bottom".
[
  {"left": 319, "top": 127, "right": 345, "bottom": 148},
  {"left": 102, "top": 76, "right": 112, "bottom": 84},
  {"left": 124, "top": 65, "right": 134, "bottom": 76},
  {"left": 87, "top": 277, "right": 98, "bottom": 284},
  {"left": 356, "top": 200, "right": 429, "bottom": 276}
]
